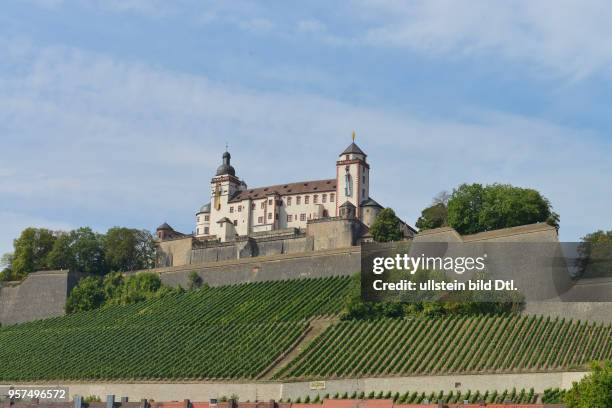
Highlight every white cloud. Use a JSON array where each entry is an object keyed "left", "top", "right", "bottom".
[
  {"left": 23, "top": 0, "right": 612, "bottom": 78},
  {"left": 0, "top": 39, "right": 610, "bottom": 253},
  {"left": 353, "top": 0, "right": 612, "bottom": 79}
]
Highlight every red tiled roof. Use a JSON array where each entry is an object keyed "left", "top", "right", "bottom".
[{"left": 229, "top": 179, "right": 336, "bottom": 202}]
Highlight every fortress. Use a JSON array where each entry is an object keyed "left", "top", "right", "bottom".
[
  {"left": 154, "top": 139, "right": 415, "bottom": 267},
  {"left": 1, "top": 139, "right": 610, "bottom": 326}
]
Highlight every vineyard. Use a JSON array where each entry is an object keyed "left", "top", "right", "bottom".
[
  {"left": 1, "top": 274, "right": 610, "bottom": 382},
  {"left": 284, "top": 388, "right": 539, "bottom": 404},
  {"left": 0, "top": 276, "right": 350, "bottom": 381},
  {"left": 275, "top": 315, "right": 612, "bottom": 379}
]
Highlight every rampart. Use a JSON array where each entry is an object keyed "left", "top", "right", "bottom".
[
  {"left": 132, "top": 246, "right": 361, "bottom": 288},
  {"left": 0, "top": 270, "right": 82, "bottom": 326}
]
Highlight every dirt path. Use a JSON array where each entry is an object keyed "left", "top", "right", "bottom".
[{"left": 259, "top": 317, "right": 338, "bottom": 380}]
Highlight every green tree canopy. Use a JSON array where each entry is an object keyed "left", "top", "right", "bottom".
[
  {"left": 415, "top": 203, "right": 448, "bottom": 231},
  {"left": 578, "top": 230, "right": 612, "bottom": 278},
  {"left": 65, "top": 276, "right": 106, "bottom": 313},
  {"left": 66, "top": 272, "right": 177, "bottom": 313},
  {"left": 47, "top": 227, "right": 107, "bottom": 275},
  {"left": 11, "top": 228, "right": 56, "bottom": 278},
  {"left": 370, "top": 208, "right": 403, "bottom": 242},
  {"left": 104, "top": 227, "right": 155, "bottom": 272},
  {"left": 447, "top": 183, "right": 559, "bottom": 235},
  {"left": 565, "top": 360, "right": 611, "bottom": 408}
]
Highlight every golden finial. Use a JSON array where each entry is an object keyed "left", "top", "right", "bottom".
[{"left": 352, "top": 130, "right": 356, "bottom": 142}]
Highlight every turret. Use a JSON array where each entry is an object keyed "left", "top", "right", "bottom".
[{"left": 336, "top": 132, "right": 370, "bottom": 218}]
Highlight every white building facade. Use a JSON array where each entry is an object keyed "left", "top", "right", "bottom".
[{"left": 195, "top": 141, "right": 383, "bottom": 242}]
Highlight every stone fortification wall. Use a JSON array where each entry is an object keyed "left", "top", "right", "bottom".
[
  {"left": 134, "top": 246, "right": 360, "bottom": 288},
  {"left": 0, "top": 270, "right": 82, "bottom": 326}
]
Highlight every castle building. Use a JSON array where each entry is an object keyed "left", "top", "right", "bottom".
[
  {"left": 192, "top": 139, "right": 388, "bottom": 242},
  {"left": 154, "top": 138, "right": 415, "bottom": 267}
]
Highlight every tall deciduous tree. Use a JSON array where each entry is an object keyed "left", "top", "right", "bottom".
[
  {"left": 415, "top": 203, "right": 448, "bottom": 231},
  {"left": 370, "top": 208, "right": 403, "bottom": 242},
  {"left": 447, "top": 183, "right": 559, "bottom": 235},
  {"left": 11, "top": 228, "right": 57, "bottom": 277},
  {"left": 577, "top": 230, "right": 612, "bottom": 278},
  {"left": 104, "top": 227, "right": 155, "bottom": 272},
  {"left": 47, "top": 227, "right": 107, "bottom": 274}
]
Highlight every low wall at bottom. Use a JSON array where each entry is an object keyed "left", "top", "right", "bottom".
[{"left": 2, "top": 372, "right": 587, "bottom": 402}]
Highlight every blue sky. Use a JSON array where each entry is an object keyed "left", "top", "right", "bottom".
[{"left": 1, "top": 0, "right": 612, "bottom": 256}]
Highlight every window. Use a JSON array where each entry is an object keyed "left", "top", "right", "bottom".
[
  {"left": 268, "top": 199, "right": 273, "bottom": 205},
  {"left": 345, "top": 154, "right": 349, "bottom": 160},
  {"left": 233, "top": 220, "right": 237, "bottom": 226},
  {"left": 305, "top": 195, "right": 310, "bottom": 204},
  {"left": 196, "top": 227, "right": 199, "bottom": 235},
  {"left": 230, "top": 206, "right": 234, "bottom": 213},
  {"left": 296, "top": 196, "right": 301, "bottom": 205},
  {"left": 268, "top": 213, "right": 272, "bottom": 220},
  {"left": 204, "top": 215, "right": 209, "bottom": 222},
  {"left": 330, "top": 193, "right": 335, "bottom": 202},
  {"left": 258, "top": 216, "right": 263, "bottom": 224},
  {"left": 287, "top": 214, "right": 293, "bottom": 222},
  {"left": 362, "top": 189, "right": 365, "bottom": 198},
  {"left": 237, "top": 205, "right": 242, "bottom": 212},
  {"left": 345, "top": 172, "right": 353, "bottom": 197},
  {"left": 300, "top": 213, "right": 306, "bottom": 221},
  {"left": 313, "top": 194, "right": 319, "bottom": 203},
  {"left": 275, "top": 213, "right": 279, "bottom": 220},
  {"left": 363, "top": 175, "right": 366, "bottom": 183},
  {"left": 204, "top": 227, "right": 209, "bottom": 234},
  {"left": 197, "top": 216, "right": 200, "bottom": 222},
  {"left": 252, "top": 203, "right": 256, "bottom": 210},
  {"left": 261, "top": 202, "right": 265, "bottom": 209},
  {"left": 287, "top": 197, "right": 292, "bottom": 206},
  {"left": 322, "top": 194, "right": 327, "bottom": 203}
]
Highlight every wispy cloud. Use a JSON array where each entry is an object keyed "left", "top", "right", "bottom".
[
  {"left": 23, "top": 0, "right": 612, "bottom": 79},
  {"left": 353, "top": 0, "right": 612, "bottom": 79}
]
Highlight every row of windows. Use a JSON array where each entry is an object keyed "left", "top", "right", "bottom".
[
  {"left": 197, "top": 215, "right": 210, "bottom": 223},
  {"left": 196, "top": 226, "right": 210, "bottom": 235},
  {"left": 286, "top": 193, "right": 335, "bottom": 206},
  {"left": 286, "top": 213, "right": 313, "bottom": 222},
  {"left": 225, "top": 193, "right": 336, "bottom": 214}
]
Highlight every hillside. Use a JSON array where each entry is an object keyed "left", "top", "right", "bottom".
[
  {"left": 0, "top": 276, "right": 351, "bottom": 381},
  {"left": 0, "top": 276, "right": 610, "bottom": 383},
  {"left": 275, "top": 315, "right": 612, "bottom": 380}
]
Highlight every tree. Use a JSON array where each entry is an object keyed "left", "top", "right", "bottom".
[
  {"left": 66, "top": 271, "right": 175, "bottom": 313},
  {"left": 416, "top": 203, "right": 448, "bottom": 231},
  {"left": 188, "top": 271, "right": 203, "bottom": 290},
  {"left": 447, "top": 183, "right": 559, "bottom": 235},
  {"left": 446, "top": 183, "right": 485, "bottom": 235},
  {"left": 47, "top": 227, "right": 107, "bottom": 274},
  {"left": 0, "top": 253, "right": 14, "bottom": 281},
  {"left": 416, "top": 191, "right": 450, "bottom": 231},
  {"left": 577, "top": 230, "right": 612, "bottom": 278},
  {"left": 370, "top": 208, "right": 403, "bottom": 242},
  {"left": 65, "top": 276, "right": 105, "bottom": 313},
  {"left": 110, "top": 273, "right": 163, "bottom": 305},
  {"left": 564, "top": 361, "right": 611, "bottom": 408},
  {"left": 104, "top": 227, "right": 155, "bottom": 272},
  {"left": 11, "top": 228, "right": 57, "bottom": 278}
]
